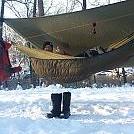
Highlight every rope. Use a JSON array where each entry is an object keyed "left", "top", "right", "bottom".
[{"left": 109, "top": 32, "right": 134, "bottom": 49}]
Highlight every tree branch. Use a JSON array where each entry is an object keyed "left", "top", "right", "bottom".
[
  {"left": 44, "top": 0, "right": 53, "bottom": 15},
  {"left": 6, "top": 2, "right": 22, "bottom": 17}
]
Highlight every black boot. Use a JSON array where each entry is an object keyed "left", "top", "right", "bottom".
[
  {"left": 47, "top": 93, "right": 62, "bottom": 118},
  {"left": 62, "top": 92, "right": 71, "bottom": 119}
]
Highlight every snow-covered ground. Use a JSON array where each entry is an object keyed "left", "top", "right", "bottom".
[{"left": 0, "top": 84, "right": 134, "bottom": 134}]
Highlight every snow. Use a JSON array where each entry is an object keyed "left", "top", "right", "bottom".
[{"left": 0, "top": 85, "right": 134, "bottom": 134}]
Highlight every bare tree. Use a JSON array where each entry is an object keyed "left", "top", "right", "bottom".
[
  {"left": 5, "top": 0, "right": 34, "bottom": 17},
  {"left": 53, "top": 0, "right": 81, "bottom": 15},
  {"left": 5, "top": 0, "right": 82, "bottom": 18},
  {"left": 33, "top": 0, "right": 37, "bottom": 17},
  {"left": 82, "top": 0, "right": 86, "bottom": 10},
  {"left": 44, "top": 0, "right": 53, "bottom": 15},
  {"left": 38, "top": 0, "right": 44, "bottom": 16},
  {"left": 5, "top": 0, "right": 53, "bottom": 17}
]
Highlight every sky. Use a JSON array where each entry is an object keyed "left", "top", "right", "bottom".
[{"left": 2, "top": 0, "right": 125, "bottom": 18}]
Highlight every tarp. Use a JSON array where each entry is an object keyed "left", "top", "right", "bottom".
[
  {"left": 5, "top": 0, "right": 134, "bottom": 55},
  {"left": 15, "top": 32, "right": 134, "bottom": 60}
]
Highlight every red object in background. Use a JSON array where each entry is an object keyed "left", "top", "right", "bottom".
[
  {"left": 1, "top": 41, "right": 12, "bottom": 66},
  {"left": 0, "top": 41, "right": 22, "bottom": 82}
]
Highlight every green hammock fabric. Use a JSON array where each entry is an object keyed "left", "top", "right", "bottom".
[{"left": 15, "top": 45, "right": 76, "bottom": 59}]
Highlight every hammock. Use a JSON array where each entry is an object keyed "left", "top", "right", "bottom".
[
  {"left": 15, "top": 45, "right": 76, "bottom": 60},
  {"left": 15, "top": 35, "right": 134, "bottom": 84}
]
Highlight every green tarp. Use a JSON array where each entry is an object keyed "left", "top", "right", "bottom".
[{"left": 5, "top": 0, "right": 134, "bottom": 55}]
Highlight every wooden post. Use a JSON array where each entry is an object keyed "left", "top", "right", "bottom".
[
  {"left": 116, "top": 68, "right": 121, "bottom": 86},
  {"left": 122, "top": 68, "right": 127, "bottom": 84},
  {"left": 93, "top": 74, "right": 97, "bottom": 84}
]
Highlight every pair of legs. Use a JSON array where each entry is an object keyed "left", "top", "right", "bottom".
[{"left": 47, "top": 92, "right": 71, "bottom": 119}]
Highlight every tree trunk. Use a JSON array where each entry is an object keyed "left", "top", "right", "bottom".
[
  {"left": 38, "top": 0, "right": 44, "bottom": 16},
  {"left": 107, "top": 0, "right": 110, "bottom": 4},
  {"left": 0, "top": 0, "right": 5, "bottom": 43},
  {"left": 82, "top": 0, "right": 86, "bottom": 10},
  {"left": 33, "top": 0, "right": 37, "bottom": 17}
]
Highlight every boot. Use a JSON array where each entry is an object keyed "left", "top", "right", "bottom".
[
  {"left": 62, "top": 92, "right": 71, "bottom": 119},
  {"left": 47, "top": 93, "right": 62, "bottom": 118}
]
